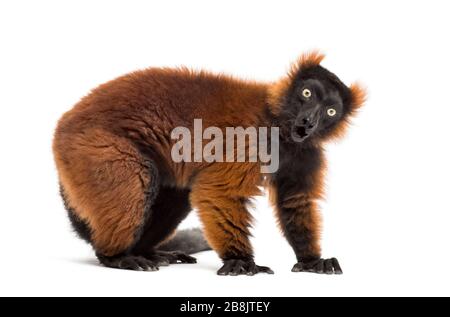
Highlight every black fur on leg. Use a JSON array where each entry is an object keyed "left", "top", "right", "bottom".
[
  {"left": 60, "top": 184, "right": 92, "bottom": 243},
  {"left": 131, "top": 186, "right": 193, "bottom": 255}
]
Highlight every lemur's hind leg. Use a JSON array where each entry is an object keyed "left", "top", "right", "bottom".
[
  {"left": 130, "top": 186, "right": 197, "bottom": 265},
  {"left": 55, "top": 129, "right": 163, "bottom": 271}
]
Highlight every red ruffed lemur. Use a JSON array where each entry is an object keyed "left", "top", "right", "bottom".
[{"left": 53, "top": 51, "right": 365, "bottom": 275}]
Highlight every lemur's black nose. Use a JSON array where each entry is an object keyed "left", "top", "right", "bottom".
[{"left": 300, "top": 117, "right": 317, "bottom": 130}]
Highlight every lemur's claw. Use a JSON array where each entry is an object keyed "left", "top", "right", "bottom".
[
  {"left": 292, "top": 257, "right": 342, "bottom": 274},
  {"left": 217, "top": 259, "right": 274, "bottom": 276}
]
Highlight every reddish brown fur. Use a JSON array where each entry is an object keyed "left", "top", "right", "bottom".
[
  {"left": 54, "top": 68, "right": 268, "bottom": 257},
  {"left": 190, "top": 162, "right": 261, "bottom": 258},
  {"left": 54, "top": 129, "right": 151, "bottom": 255},
  {"left": 53, "top": 52, "right": 365, "bottom": 260}
]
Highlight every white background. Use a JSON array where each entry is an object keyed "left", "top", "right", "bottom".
[{"left": 1, "top": 0, "right": 449, "bottom": 297}]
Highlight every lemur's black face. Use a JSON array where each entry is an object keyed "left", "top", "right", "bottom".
[{"left": 281, "top": 66, "right": 352, "bottom": 144}]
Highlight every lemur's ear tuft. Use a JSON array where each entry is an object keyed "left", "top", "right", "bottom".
[
  {"left": 268, "top": 50, "right": 325, "bottom": 115},
  {"left": 349, "top": 82, "right": 367, "bottom": 112},
  {"left": 289, "top": 50, "right": 325, "bottom": 76}
]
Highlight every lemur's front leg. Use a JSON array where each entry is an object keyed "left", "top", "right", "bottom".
[
  {"left": 270, "top": 147, "right": 342, "bottom": 274},
  {"left": 191, "top": 190, "right": 274, "bottom": 276},
  {"left": 190, "top": 165, "right": 273, "bottom": 276}
]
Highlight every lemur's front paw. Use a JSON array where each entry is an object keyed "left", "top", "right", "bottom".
[
  {"left": 217, "top": 259, "right": 274, "bottom": 276},
  {"left": 292, "top": 257, "right": 343, "bottom": 274}
]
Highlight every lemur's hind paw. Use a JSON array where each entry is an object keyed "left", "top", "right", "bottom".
[
  {"left": 143, "top": 250, "right": 197, "bottom": 265},
  {"left": 217, "top": 259, "right": 274, "bottom": 276},
  {"left": 97, "top": 254, "right": 159, "bottom": 271},
  {"left": 292, "top": 257, "right": 342, "bottom": 274}
]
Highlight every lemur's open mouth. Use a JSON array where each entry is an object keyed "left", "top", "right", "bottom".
[
  {"left": 292, "top": 126, "right": 309, "bottom": 141},
  {"left": 295, "top": 126, "right": 308, "bottom": 138}
]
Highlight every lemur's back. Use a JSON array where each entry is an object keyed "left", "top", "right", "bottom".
[{"left": 55, "top": 68, "right": 268, "bottom": 138}]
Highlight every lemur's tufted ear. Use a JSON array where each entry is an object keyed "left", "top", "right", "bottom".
[
  {"left": 268, "top": 50, "right": 325, "bottom": 115},
  {"left": 325, "top": 82, "right": 366, "bottom": 141},
  {"left": 288, "top": 50, "right": 325, "bottom": 76},
  {"left": 349, "top": 83, "right": 367, "bottom": 113}
]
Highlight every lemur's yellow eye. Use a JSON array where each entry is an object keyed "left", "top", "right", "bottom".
[
  {"left": 302, "top": 88, "right": 312, "bottom": 98},
  {"left": 327, "top": 108, "right": 337, "bottom": 117}
]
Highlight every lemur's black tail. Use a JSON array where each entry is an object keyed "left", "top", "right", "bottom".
[{"left": 158, "top": 228, "right": 211, "bottom": 254}]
